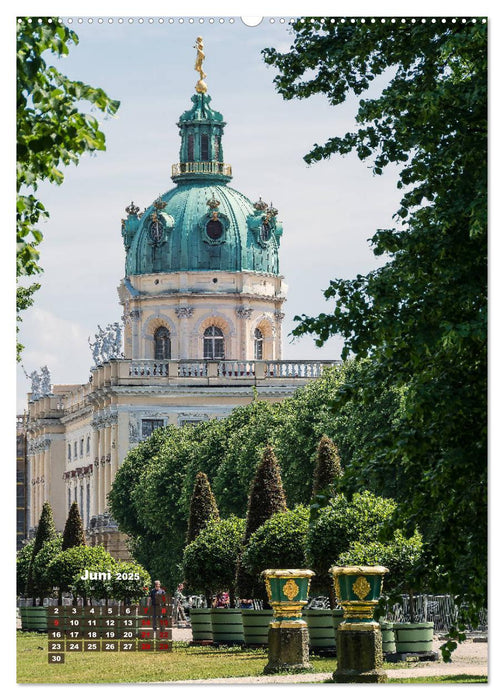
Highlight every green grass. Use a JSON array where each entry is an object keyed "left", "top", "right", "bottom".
[
  {"left": 17, "top": 632, "right": 335, "bottom": 683},
  {"left": 17, "top": 633, "right": 487, "bottom": 684}
]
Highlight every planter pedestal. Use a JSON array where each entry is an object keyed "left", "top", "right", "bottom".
[
  {"left": 261, "top": 569, "right": 315, "bottom": 674},
  {"left": 333, "top": 622, "right": 387, "bottom": 683},
  {"left": 264, "top": 625, "right": 311, "bottom": 674}
]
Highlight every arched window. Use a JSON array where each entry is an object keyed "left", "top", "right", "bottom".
[
  {"left": 254, "top": 328, "right": 264, "bottom": 360},
  {"left": 201, "top": 133, "right": 209, "bottom": 161},
  {"left": 214, "top": 135, "right": 221, "bottom": 160},
  {"left": 206, "top": 219, "right": 223, "bottom": 240},
  {"left": 187, "top": 133, "right": 194, "bottom": 162},
  {"left": 154, "top": 326, "right": 171, "bottom": 360},
  {"left": 203, "top": 325, "right": 225, "bottom": 360}
]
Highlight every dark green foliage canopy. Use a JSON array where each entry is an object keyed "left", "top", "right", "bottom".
[
  {"left": 263, "top": 18, "right": 487, "bottom": 617},
  {"left": 16, "top": 17, "right": 119, "bottom": 358},
  {"left": 186, "top": 472, "right": 219, "bottom": 544},
  {"left": 62, "top": 502, "right": 86, "bottom": 550}
]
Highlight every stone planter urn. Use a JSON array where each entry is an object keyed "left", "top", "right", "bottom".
[
  {"left": 329, "top": 565, "right": 389, "bottom": 683},
  {"left": 262, "top": 569, "right": 315, "bottom": 673}
]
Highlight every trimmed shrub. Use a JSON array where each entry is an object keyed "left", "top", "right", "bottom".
[
  {"left": 46, "top": 545, "right": 116, "bottom": 603},
  {"left": 242, "top": 506, "right": 310, "bottom": 595},
  {"left": 32, "top": 534, "right": 63, "bottom": 600},
  {"left": 338, "top": 529, "right": 425, "bottom": 609},
  {"left": 182, "top": 516, "right": 245, "bottom": 605},
  {"left": 26, "top": 502, "right": 57, "bottom": 599},
  {"left": 186, "top": 471, "right": 219, "bottom": 544},
  {"left": 306, "top": 491, "right": 397, "bottom": 598},
  {"left": 313, "top": 435, "right": 343, "bottom": 496},
  {"left": 17, "top": 539, "right": 36, "bottom": 596},
  {"left": 236, "top": 445, "right": 287, "bottom": 600},
  {"left": 62, "top": 502, "right": 86, "bottom": 550}
]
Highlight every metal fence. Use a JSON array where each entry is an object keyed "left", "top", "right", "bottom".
[{"left": 385, "top": 594, "right": 488, "bottom": 632}]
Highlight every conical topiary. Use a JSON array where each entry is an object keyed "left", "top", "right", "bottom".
[
  {"left": 62, "top": 502, "right": 86, "bottom": 550},
  {"left": 236, "top": 445, "right": 287, "bottom": 602},
  {"left": 186, "top": 471, "right": 219, "bottom": 544},
  {"left": 312, "top": 435, "right": 343, "bottom": 496},
  {"left": 25, "top": 501, "right": 57, "bottom": 601}
]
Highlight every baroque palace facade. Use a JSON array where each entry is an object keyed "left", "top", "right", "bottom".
[{"left": 24, "top": 42, "right": 337, "bottom": 558}]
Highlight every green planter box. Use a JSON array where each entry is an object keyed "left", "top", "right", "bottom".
[
  {"left": 329, "top": 566, "right": 388, "bottom": 623},
  {"left": 305, "top": 609, "right": 336, "bottom": 652},
  {"left": 21, "top": 606, "right": 48, "bottom": 632},
  {"left": 394, "top": 621, "right": 434, "bottom": 653},
  {"left": 190, "top": 608, "right": 213, "bottom": 643},
  {"left": 210, "top": 608, "right": 245, "bottom": 645},
  {"left": 380, "top": 622, "right": 396, "bottom": 654},
  {"left": 241, "top": 609, "right": 273, "bottom": 646}
]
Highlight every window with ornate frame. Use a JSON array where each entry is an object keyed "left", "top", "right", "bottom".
[
  {"left": 154, "top": 326, "right": 171, "bottom": 360},
  {"left": 254, "top": 328, "right": 264, "bottom": 360},
  {"left": 203, "top": 325, "right": 225, "bottom": 359}
]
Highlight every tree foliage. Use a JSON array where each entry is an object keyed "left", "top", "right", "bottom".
[
  {"left": 186, "top": 472, "right": 219, "bottom": 544},
  {"left": 62, "top": 502, "right": 86, "bottom": 550},
  {"left": 109, "top": 362, "right": 402, "bottom": 593},
  {"left": 263, "top": 18, "right": 487, "bottom": 620},
  {"left": 16, "top": 17, "right": 119, "bottom": 357}
]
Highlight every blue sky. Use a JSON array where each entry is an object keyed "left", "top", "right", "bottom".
[{"left": 12, "top": 4, "right": 494, "bottom": 416}]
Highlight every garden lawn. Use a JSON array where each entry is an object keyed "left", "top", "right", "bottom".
[{"left": 17, "top": 632, "right": 335, "bottom": 683}]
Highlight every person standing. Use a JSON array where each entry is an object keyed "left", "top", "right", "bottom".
[{"left": 150, "top": 579, "right": 166, "bottom": 632}]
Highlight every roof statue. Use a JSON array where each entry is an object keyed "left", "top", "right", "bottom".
[{"left": 194, "top": 36, "right": 207, "bottom": 94}]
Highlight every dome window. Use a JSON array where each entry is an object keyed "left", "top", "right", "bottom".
[
  {"left": 187, "top": 133, "right": 194, "bottom": 162},
  {"left": 201, "top": 133, "right": 209, "bottom": 161},
  {"left": 149, "top": 219, "right": 164, "bottom": 244},
  {"left": 203, "top": 325, "right": 225, "bottom": 360},
  {"left": 254, "top": 328, "right": 264, "bottom": 360},
  {"left": 206, "top": 218, "right": 224, "bottom": 240},
  {"left": 261, "top": 220, "right": 271, "bottom": 242},
  {"left": 154, "top": 326, "right": 171, "bottom": 360}
]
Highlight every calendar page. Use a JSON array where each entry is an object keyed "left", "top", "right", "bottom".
[{"left": 15, "top": 3, "right": 489, "bottom": 690}]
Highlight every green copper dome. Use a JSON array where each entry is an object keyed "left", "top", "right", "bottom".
[{"left": 121, "top": 91, "right": 283, "bottom": 276}]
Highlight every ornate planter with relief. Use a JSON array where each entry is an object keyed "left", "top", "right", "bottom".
[
  {"left": 329, "top": 565, "right": 389, "bottom": 623},
  {"left": 262, "top": 569, "right": 315, "bottom": 627}
]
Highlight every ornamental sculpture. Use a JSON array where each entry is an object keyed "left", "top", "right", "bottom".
[
  {"left": 28, "top": 366, "right": 52, "bottom": 400},
  {"left": 88, "top": 322, "right": 123, "bottom": 367},
  {"left": 194, "top": 36, "right": 207, "bottom": 93}
]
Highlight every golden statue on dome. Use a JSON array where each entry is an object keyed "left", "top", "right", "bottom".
[{"left": 194, "top": 37, "right": 207, "bottom": 94}]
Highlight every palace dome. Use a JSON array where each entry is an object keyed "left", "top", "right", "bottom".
[{"left": 121, "top": 92, "right": 283, "bottom": 277}]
